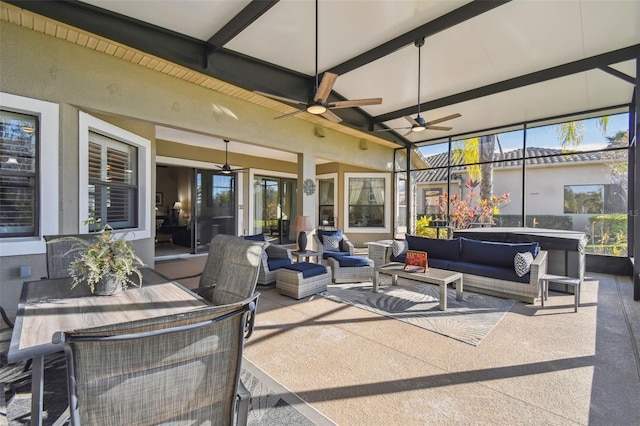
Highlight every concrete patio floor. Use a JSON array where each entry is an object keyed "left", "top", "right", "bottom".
[{"left": 155, "top": 256, "right": 640, "bottom": 425}]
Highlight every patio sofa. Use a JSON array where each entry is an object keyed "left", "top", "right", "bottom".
[{"left": 384, "top": 235, "right": 547, "bottom": 303}]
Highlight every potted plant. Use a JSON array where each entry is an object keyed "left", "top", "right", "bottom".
[{"left": 52, "top": 221, "right": 145, "bottom": 295}]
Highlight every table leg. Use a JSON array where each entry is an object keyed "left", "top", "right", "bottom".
[
  {"left": 455, "top": 277, "right": 463, "bottom": 301},
  {"left": 373, "top": 271, "right": 379, "bottom": 292},
  {"left": 439, "top": 283, "right": 447, "bottom": 311},
  {"left": 31, "top": 355, "right": 44, "bottom": 426},
  {"left": 391, "top": 274, "right": 398, "bottom": 286}
]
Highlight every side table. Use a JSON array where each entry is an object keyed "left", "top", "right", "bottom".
[{"left": 292, "top": 250, "right": 320, "bottom": 263}]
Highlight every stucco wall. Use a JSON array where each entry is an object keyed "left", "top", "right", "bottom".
[{"left": 0, "top": 21, "right": 397, "bottom": 316}]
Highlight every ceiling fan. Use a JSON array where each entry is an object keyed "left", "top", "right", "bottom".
[
  {"left": 216, "top": 139, "right": 246, "bottom": 174},
  {"left": 254, "top": 0, "right": 382, "bottom": 123},
  {"left": 378, "top": 38, "right": 461, "bottom": 136}
]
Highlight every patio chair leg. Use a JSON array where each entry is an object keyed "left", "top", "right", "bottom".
[{"left": 236, "top": 379, "right": 250, "bottom": 426}]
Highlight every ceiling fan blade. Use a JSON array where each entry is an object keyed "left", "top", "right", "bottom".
[
  {"left": 329, "top": 98, "right": 383, "bottom": 109},
  {"left": 403, "top": 116, "right": 419, "bottom": 126},
  {"left": 314, "top": 72, "right": 338, "bottom": 103},
  {"left": 425, "top": 125, "right": 453, "bottom": 131},
  {"left": 424, "top": 113, "right": 462, "bottom": 126},
  {"left": 375, "top": 127, "right": 411, "bottom": 132},
  {"left": 403, "top": 129, "right": 415, "bottom": 137},
  {"left": 319, "top": 109, "right": 342, "bottom": 123},
  {"left": 254, "top": 91, "right": 307, "bottom": 107},
  {"left": 274, "top": 109, "right": 305, "bottom": 120}
]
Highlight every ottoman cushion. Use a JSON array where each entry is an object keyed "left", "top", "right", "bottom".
[
  {"left": 282, "top": 262, "right": 326, "bottom": 278},
  {"left": 330, "top": 254, "right": 370, "bottom": 267}
]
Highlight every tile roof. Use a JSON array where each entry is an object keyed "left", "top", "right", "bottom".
[{"left": 413, "top": 147, "right": 609, "bottom": 183}]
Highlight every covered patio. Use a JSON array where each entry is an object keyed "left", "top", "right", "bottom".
[{"left": 155, "top": 255, "right": 640, "bottom": 425}]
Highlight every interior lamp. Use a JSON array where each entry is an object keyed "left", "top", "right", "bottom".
[
  {"left": 294, "top": 215, "right": 313, "bottom": 252},
  {"left": 172, "top": 201, "right": 182, "bottom": 211}
]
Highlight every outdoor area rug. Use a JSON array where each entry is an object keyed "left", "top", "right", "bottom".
[
  {"left": 3, "top": 356, "right": 334, "bottom": 425},
  {"left": 320, "top": 277, "right": 515, "bottom": 346}
]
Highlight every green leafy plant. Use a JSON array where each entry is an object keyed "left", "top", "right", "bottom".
[{"left": 52, "top": 220, "right": 145, "bottom": 293}]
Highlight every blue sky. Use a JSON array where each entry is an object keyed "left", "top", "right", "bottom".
[{"left": 418, "top": 112, "right": 629, "bottom": 157}]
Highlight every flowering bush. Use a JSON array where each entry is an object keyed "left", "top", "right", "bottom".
[{"left": 439, "top": 180, "right": 510, "bottom": 230}]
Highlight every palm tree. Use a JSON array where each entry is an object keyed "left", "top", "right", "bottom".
[{"left": 557, "top": 117, "right": 609, "bottom": 149}]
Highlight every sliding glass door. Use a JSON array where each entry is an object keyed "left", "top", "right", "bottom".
[
  {"left": 253, "top": 175, "right": 297, "bottom": 244},
  {"left": 193, "top": 169, "right": 236, "bottom": 253}
]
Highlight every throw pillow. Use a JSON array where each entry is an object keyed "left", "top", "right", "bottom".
[
  {"left": 323, "top": 235, "right": 341, "bottom": 252},
  {"left": 514, "top": 251, "right": 534, "bottom": 277},
  {"left": 392, "top": 239, "right": 408, "bottom": 257}
]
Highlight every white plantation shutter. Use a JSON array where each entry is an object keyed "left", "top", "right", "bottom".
[
  {"left": 88, "top": 132, "right": 137, "bottom": 230},
  {"left": 0, "top": 110, "right": 38, "bottom": 237}
]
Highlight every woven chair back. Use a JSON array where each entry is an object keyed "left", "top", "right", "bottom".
[{"left": 57, "top": 295, "right": 258, "bottom": 425}]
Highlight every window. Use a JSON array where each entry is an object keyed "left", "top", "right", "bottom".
[
  {"left": 423, "top": 189, "right": 442, "bottom": 215},
  {"left": 564, "top": 184, "right": 626, "bottom": 214},
  {"left": 0, "top": 93, "right": 58, "bottom": 256},
  {"left": 79, "top": 113, "right": 151, "bottom": 240},
  {"left": 88, "top": 132, "right": 138, "bottom": 230},
  {"left": 318, "top": 178, "right": 335, "bottom": 228},
  {"left": 344, "top": 173, "right": 391, "bottom": 233},
  {"left": 0, "top": 110, "right": 37, "bottom": 237}
]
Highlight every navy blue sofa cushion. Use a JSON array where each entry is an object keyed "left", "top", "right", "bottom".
[
  {"left": 244, "top": 233, "right": 266, "bottom": 241},
  {"left": 390, "top": 252, "right": 406, "bottom": 263},
  {"left": 405, "top": 235, "right": 461, "bottom": 261},
  {"left": 329, "top": 254, "right": 370, "bottom": 267},
  {"left": 267, "top": 258, "right": 292, "bottom": 271},
  {"left": 282, "top": 262, "right": 326, "bottom": 278},
  {"left": 460, "top": 237, "right": 539, "bottom": 269},
  {"left": 323, "top": 250, "right": 346, "bottom": 260},
  {"left": 450, "top": 261, "right": 530, "bottom": 283}
]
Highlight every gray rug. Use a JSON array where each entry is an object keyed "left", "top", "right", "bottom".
[
  {"left": 4, "top": 356, "right": 333, "bottom": 425},
  {"left": 320, "top": 278, "right": 515, "bottom": 346}
]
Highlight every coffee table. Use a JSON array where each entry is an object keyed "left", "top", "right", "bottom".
[{"left": 373, "top": 263, "right": 463, "bottom": 311}]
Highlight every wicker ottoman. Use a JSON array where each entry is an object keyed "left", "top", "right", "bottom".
[
  {"left": 326, "top": 255, "right": 374, "bottom": 283},
  {"left": 276, "top": 263, "right": 331, "bottom": 299}
]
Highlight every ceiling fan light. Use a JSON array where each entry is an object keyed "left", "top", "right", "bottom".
[
  {"left": 412, "top": 125, "right": 426, "bottom": 132},
  {"left": 222, "top": 169, "right": 231, "bottom": 175},
  {"left": 306, "top": 104, "right": 327, "bottom": 115}
]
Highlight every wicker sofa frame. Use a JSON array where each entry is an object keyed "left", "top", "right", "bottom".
[{"left": 376, "top": 243, "right": 548, "bottom": 304}]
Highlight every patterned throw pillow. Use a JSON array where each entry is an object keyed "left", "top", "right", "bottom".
[
  {"left": 514, "top": 252, "right": 534, "bottom": 277},
  {"left": 392, "top": 239, "right": 408, "bottom": 257},
  {"left": 323, "top": 235, "right": 341, "bottom": 252}
]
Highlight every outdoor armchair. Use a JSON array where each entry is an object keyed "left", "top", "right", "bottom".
[
  {"left": 313, "top": 230, "right": 354, "bottom": 265},
  {"left": 257, "top": 243, "right": 293, "bottom": 286},
  {"left": 54, "top": 294, "right": 259, "bottom": 426}
]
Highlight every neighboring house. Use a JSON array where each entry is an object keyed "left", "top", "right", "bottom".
[{"left": 413, "top": 147, "right": 625, "bottom": 232}]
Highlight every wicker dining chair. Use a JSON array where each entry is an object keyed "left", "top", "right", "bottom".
[{"left": 54, "top": 294, "right": 259, "bottom": 426}]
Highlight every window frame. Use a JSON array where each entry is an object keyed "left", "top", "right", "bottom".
[
  {"left": 0, "top": 93, "right": 59, "bottom": 257},
  {"left": 78, "top": 112, "right": 151, "bottom": 240},
  {"left": 344, "top": 172, "right": 391, "bottom": 233}
]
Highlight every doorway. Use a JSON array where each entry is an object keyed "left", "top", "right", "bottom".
[
  {"left": 253, "top": 175, "right": 297, "bottom": 244},
  {"left": 193, "top": 169, "right": 236, "bottom": 253},
  {"left": 155, "top": 165, "right": 238, "bottom": 258}
]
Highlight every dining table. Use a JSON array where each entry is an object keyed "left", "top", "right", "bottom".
[{"left": 7, "top": 267, "right": 211, "bottom": 426}]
